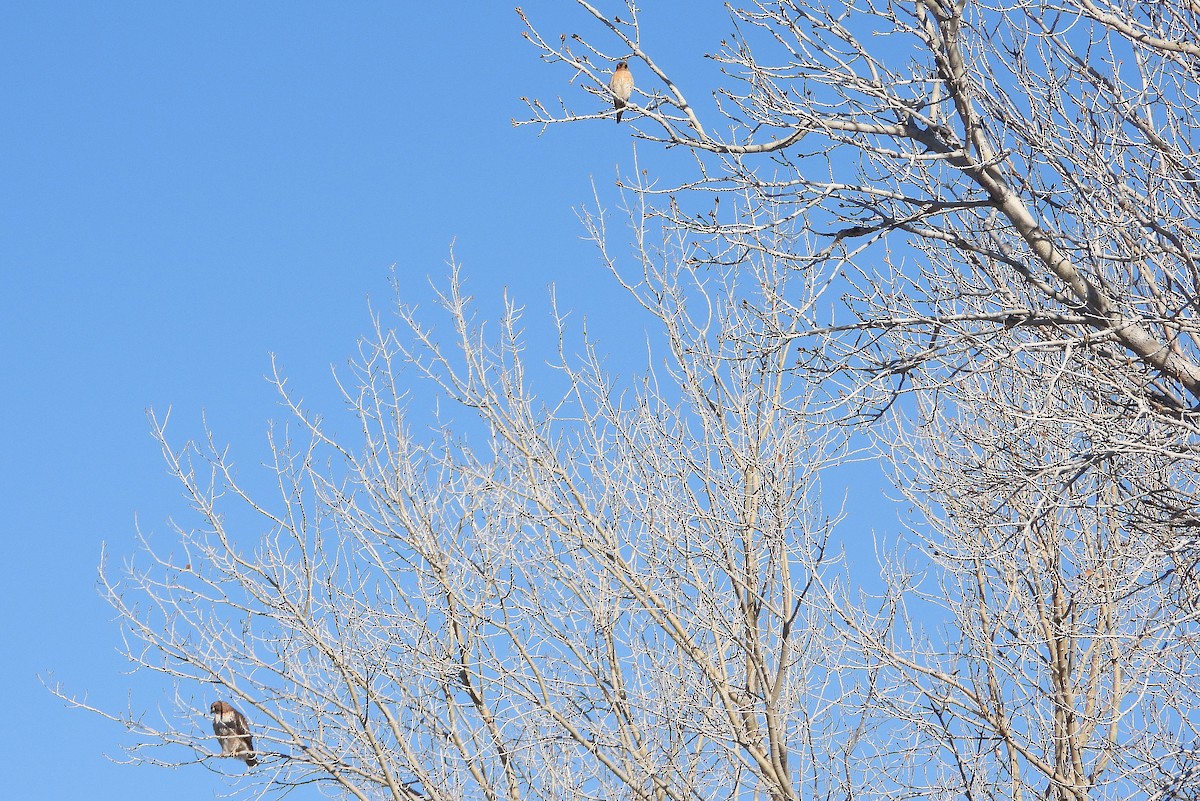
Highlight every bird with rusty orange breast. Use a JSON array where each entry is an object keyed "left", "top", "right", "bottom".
[{"left": 609, "top": 61, "right": 633, "bottom": 123}]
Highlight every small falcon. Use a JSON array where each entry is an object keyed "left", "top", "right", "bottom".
[
  {"left": 609, "top": 61, "right": 634, "bottom": 123},
  {"left": 210, "top": 700, "right": 258, "bottom": 767}
]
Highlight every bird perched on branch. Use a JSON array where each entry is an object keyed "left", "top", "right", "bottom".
[
  {"left": 610, "top": 61, "right": 633, "bottom": 123},
  {"left": 210, "top": 700, "right": 258, "bottom": 767}
]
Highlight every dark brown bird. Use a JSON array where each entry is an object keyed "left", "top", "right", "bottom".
[
  {"left": 210, "top": 700, "right": 258, "bottom": 767},
  {"left": 609, "top": 61, "right": 634, "bottom": 123}
]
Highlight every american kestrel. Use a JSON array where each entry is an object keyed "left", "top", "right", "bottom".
[{"left": 609, "top": 61, "right": 633, "bottom": 123}]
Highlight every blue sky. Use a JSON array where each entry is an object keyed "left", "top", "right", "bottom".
[{"left": 2, "top": 3, "right": 885, "bottom": 798}]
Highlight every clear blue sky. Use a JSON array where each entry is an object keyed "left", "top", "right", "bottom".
[{"left": 1, "top": 3, "right": 884, "bottom": 798}]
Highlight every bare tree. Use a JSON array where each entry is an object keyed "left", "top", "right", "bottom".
[
  {"left": 59, "top": 220, "right": 865, "bottom": 801},
  {"left": 828, "top": 351, "right": 1200, "bottom": 801},
  {"left": 518, "top": 0, "right": 1200, "bottom": 411},
  {"left": 65, "top": 2, "right": 1200, "bottom": 799},
  {"left": 517, "top": 0, "right": 1200, "bottom": 506},
  {"left": 515, "top": 1, "right": 1200, "bottom": 799}
]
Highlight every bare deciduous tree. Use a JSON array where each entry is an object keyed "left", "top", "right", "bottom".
[
  {"left": 59, "top": 232, "right": 861, "bottom": 801},
  {"left": 839, "top": 353, "right": 1200, "bottom": 800},
  {"left": 515, "top": 1, "right": 1200, "bottom": 799},
  {"left": 519, "top": 0, "right": 1200, "bottom": 546},
  {"left": 519, "top": 0, "right": 1200, "bottom": 411},
  {"left": 62, "top": 2, "right": 1200, "bottom": 800}
]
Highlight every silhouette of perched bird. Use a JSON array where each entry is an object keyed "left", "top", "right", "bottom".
[{"left": 609, "top": 61, "right": 633, "bottom": 123}]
